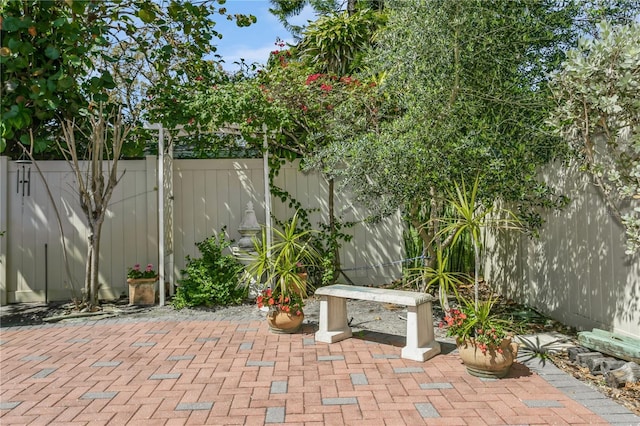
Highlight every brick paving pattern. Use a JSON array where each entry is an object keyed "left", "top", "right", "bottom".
[{"left": 1, "top": 318, "right": 639, "bottom": 425}]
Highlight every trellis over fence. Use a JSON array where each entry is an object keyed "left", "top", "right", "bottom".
[
  {"left": 0, "top": 156, "right": 638, "bottom": 339},
  {"left": 0, "top": 156, "right": 403, "bottom": 305}
]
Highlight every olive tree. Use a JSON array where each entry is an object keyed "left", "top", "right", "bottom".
[
  {"left": 320, "top": 1, "right": 637, "bottom": 280},
  {"left": 327, "top": 1, "right": 585, "bottom": 270}
]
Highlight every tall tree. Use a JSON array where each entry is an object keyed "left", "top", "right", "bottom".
[
  {"left": 269, "top": 0, "right": 383, "bottom": 37},
  {"left": 1, "top": 0, "right": 255, "bottom": 157},
  {"left": 59, "top": 107, "right": 130, "bottom": 309},
  {"left": 294, "top": 7, "right": 384, "bottom": 282},
  {"left": 160, "top": 7, "right": 384, "bottom": 284},
  {"left": 325, "top": 0, "right": 639, "bottom": 269},
  {"left": 297, "top": 7, "right": 383, "bottom": 75}
]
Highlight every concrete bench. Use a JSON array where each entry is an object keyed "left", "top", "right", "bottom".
[{"left": 314, "top": 284, "right": 441, "bottom": 362}]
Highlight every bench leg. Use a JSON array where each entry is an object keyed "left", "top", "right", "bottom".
[
  {"left": 315, "top": 295, "right": 352, "bottom": 343},
  {"left": 401, "top": 303, "right": 441, "bottom": 362}
]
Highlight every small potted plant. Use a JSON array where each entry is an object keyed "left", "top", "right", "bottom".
[
  {"left": 442, "top": 297, "right": 518, "bottom": 378},
  {"left": 256, "top": 287, "right": 305, "bottom": 333},
  {"left": 127, "top": 263, "right": 158, "bottom": 305},
  {"left": 246, "top": 211, "right": 320, "bottom": 333}
]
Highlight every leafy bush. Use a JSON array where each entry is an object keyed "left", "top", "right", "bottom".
[{"left": 173, "top": 232, "right": 246, "bottom": 309}]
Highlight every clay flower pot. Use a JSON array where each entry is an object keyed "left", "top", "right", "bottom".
[
  {"left": 267, "top": 310, "right": 304, "bottom": 334},
  {"left": 457, "top": 337, "right": 519, "bottom": 379},
  {"left": 127, "top": 277, "right": 158, "bottom": 306}
]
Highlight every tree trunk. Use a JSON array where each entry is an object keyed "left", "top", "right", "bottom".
[
  {"left": 605, "top": 362, "right": 640, "bottom": 388},
  {"left": 90, "top": 219, "right": 103, "bottom": 307},
  {"left": 84, "top": 237, "right": 93, "bottom": 304},
  {"left": 473, "top": 239, "right": 480, "bottom": 310},
  {"left": 347, "top": 0, "right": 357, "bottom": 15}
]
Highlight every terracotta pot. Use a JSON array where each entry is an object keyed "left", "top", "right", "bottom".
[
  {"left": 267, "top": 310, "right": 304, "bottom": 334},
  {"left": 457, "top": 337, "right": 518, "bottom": 379},
  {"left": 127, "top": 277, "right": 158, "bottom": 306}
]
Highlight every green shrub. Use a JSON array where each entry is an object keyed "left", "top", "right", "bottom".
[{"left": 173, "top": 232, "right": 246, "bottom": 309}]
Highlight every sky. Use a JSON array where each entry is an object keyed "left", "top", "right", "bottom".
[{"left": 212, "top": 1, "right": 317, "bottom": 71}]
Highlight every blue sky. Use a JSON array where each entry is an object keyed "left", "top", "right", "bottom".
[{"left": 213, "top": 1, "right": 316, "bottom": 70}]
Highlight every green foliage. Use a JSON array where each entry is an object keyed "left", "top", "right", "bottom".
[
  {"left": 1, "top": 0, "right": 254, "bottom": 158},
  {"left": 173, "top": 44, "right": 379, "bottom": 284},
  {"left": 413, "top": 247, "right": 468, "bottom": 311},
  {"left": 297, "top": 8, "right": 385, "bottom": 75},
  {"left": 549, "top": 20, "right": 640, "bottom": 255},
  {"left": 438, "top": 176, "right": 522, "bottom": 308},
  {"left": 268, "top": 0, "right": 344, "bottom": 37},
  {"left": 332, "top": 1, "right": 580, "bottom": 223},
  {"left": 173, "top": 232, "right": 246, "bottom": 309},
  {"left": 402, "top": 223, "right": 424, "bottom": 283},
  {"left": 445, "top": 231, "right": 474, "bottom": 273},
  {"left": 246, "top": 211, "right": 321, "bottom": 298},
  {"left": 443, "top": 297, "right": 509, "bottom": 353},
  {"left": 324, "top": 1, "right": 640, "bottom": 268}
]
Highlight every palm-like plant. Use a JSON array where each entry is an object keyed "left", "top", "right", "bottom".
[
  {"left": 437, "top": 175, "right": 521, "bottom": 309},
  {"left": 297, "top": 8, "right": 384, "bottom": 75},
  {"left": 247, "top": 211, "right": 321, "bottom": 298},
  {"left": 409, "top": 247, "right": 467, "bottom": 311}
]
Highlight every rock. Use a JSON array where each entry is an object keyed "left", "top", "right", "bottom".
[{"left": 602, "top": 359, "right": 627, "bottom": 373}]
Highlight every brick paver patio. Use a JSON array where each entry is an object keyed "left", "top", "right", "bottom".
[{"left": 1, "top": 318, "right": 638, "bottom": 425}]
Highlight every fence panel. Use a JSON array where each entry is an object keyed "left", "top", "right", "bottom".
[
  {"left": 2, "top": 158, "right": 403, "bottom": 304},
  {"left": 4, "top": 156, "right": 636, "bottom": 339},
  {"left": 3, "top": 159, "right": 158, "bottom": 303},
  {"left": 485, "top": 165, "right": 640, "bottom": 339}
]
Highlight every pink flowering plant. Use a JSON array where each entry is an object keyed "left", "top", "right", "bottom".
[
  {"left": 441, "top": 297, "right": 509, "bottom": 354},
  {"left": 127, "top": 263, "right": 157, "bottom": 279},
  {"left": 256, "top": 287, "right": 304, "bottom": 317}
]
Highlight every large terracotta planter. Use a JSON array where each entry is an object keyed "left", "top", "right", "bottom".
[
  {"left": 457, "top": 338, "right": 518, "bottom": 379},
  {"left": 267, "top": 310, "right": 304, "bottom": 334},
  {"left": 127, "top": 277, "right": 158, "bottom": 306}
]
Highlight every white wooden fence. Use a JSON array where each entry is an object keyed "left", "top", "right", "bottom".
[
  {"left": 485, "top": 165, "right": 640, "bottom": 339},
  {"left": 1, "top": 156, "right": 637, "bottom": 339},
  {"left": 0, "top": 156, "right": 403, "bottom": 304}
]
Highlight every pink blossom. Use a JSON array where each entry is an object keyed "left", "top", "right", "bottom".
[{"left": 305, "top": 73, "right": 323, "bottom": 85}]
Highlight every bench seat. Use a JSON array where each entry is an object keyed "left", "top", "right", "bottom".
[{"left": 314, "top": 284, "right": 441, "bottom": 362}]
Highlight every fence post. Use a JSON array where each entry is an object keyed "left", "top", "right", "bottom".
[
  {"left": 0, "top": 156, "right": 8, "bottom": 305},
  {"left": 145, "top": 155, "right": 159, "bottom": 292}
]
